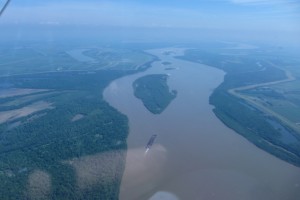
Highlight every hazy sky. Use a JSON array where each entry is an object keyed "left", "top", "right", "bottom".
[{"left": 1, "top": 0, "right": 300, "bottom": 44}]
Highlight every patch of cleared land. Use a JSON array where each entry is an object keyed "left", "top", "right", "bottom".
[
  {"left": 27, "top": 170, "right": 51, "bottom": 200},
  {"left": 229, "top": 66, "right": 300, "bottom": 134},
  {"left": 1, "top": 91, "right": 58, "bottom": 107},
  {"left": 0, "top": 88, "right": 48, "bottom": 98},
  {"left": 64, "top": 150, "right": 124, "bottom": 190},
  {"left": 66, "top": 49, "right": 97, "bottom": 63},
  {"left": 0, "top": 101, "right": 54, "bottom": 124},
  {"left": 71, "top": 114, "right": 85, "bottom": 122}
]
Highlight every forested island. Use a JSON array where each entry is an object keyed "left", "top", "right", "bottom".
[
  {"left": 177, "top": 49, "right": 300, "bottom": 167},
  {"left": 133, "top": 74, "right": 177, "bottom": 114}
]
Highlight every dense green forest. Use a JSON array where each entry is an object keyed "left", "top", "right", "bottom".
[
  {"left": 133, "top": 74, "right": 177, "bottom": 114},
  {"left": 178, "top": 49, "right": 300, "bottom": 167},
  {"left": 0, "top": 53, "right": 157, "bottom": 199}
]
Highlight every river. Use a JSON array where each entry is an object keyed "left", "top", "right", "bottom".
[{"left": 103, "top": 48, "right": 300, "bottom": 200}]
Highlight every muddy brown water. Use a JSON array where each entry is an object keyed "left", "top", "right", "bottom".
[{"left": 103, "top": 48, "right": 300, "bottom": 200}]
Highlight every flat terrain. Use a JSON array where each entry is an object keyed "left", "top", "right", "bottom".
[
  {"left": 0, "top": 88, "right": 48, "bottom": 98},
  {"left": 0, "top": 101, "right": 54, "bottom": 124},
  {"left": 0, "top": 45, "right": 155, "bottom": 75},
  {"left": 229, "top": 64, "right": 300, "bottom": 133},
  {"left": 235, "top": 80, "right": 300, "bottom": 133}
]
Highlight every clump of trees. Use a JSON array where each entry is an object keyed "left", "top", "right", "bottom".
[{"left": 133, "top": 74, "right": 177, "bottom": 114}]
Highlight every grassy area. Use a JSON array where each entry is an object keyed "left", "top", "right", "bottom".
[
  {"left": 0, "top": 91, "right": 59, "bottom": 110},
  {"left": 81, "top": 48, "right": 155, "bottom": 70},
  {"left": 133, "top": 74, "right": 177, "bottom": 114},
  {"left": 271, "top": 79, "right": 300, "bottom": 91},
  {"left": 242, "top": 80, "right": 300, "bottom": 125}
]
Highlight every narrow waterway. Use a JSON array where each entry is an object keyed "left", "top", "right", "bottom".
[{"left": 103, "top": 48, "right": 300, "bottom": 200}]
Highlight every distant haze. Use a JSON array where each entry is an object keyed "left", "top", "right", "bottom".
[{"left": 0, "top": 0, "right": 300, "bottom": 46}]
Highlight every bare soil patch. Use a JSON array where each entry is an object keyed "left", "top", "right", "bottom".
[
  {"left": 27, "top": 170, "right": 51, "bottom": 200},
  {"left": 0, "top": 101, "right": 54, "bottom": 124},
  {"left": 64, "top": 150, "right": 124, "bottom": 190},
  {"left": 71, "top": 114, "right": 85, "bottom": 122},
  {"left": 0, "top": 88, "right": 48, "bottom": 98}
]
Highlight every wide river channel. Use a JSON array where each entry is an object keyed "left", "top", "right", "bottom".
[{"left": 103, "top": 48, "right": 300, "bottom": 200}]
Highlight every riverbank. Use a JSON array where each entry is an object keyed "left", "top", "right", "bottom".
[{"left": 103, "top": 47, "right": 300, "bottom": 200}]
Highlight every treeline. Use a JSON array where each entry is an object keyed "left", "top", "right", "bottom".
[{"left": 1, "top": 70, "right": 130, "bottom": 91}]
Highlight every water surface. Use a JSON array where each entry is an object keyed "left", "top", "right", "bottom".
[{"left": 104, "top": 48, "right": 300, "bottom": 200}]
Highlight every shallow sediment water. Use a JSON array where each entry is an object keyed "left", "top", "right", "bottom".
[{"left": 103, "top": 48, "right": 300, "bottom": 200}]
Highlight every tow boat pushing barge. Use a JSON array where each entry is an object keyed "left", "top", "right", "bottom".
[{"left": 145, "top": 134, "right": 157, "bottom": 152}]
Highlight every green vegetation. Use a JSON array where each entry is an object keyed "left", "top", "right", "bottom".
[
  {"left": 81, "top": 48, "right": 155, "bottom": 70},
  {"left": 0, "top": 72, "right": 128, "bottom": 199},
  {"left": 0, "top": 91, "right": 59, "bottom": 111},
  {"left": 241, "top": 85, "right": 300, "bottom": 123},
  {"left": 0, "top": 47, "right": 157, "bottom": 199},
  {"left": 0, "top": 46, "right": 155, "bottom": 75},
  {"left": 133, "top": 74, "right": 177, "bottom": 114},
  {"left": 178, "top": 49, "right": 300, "bottom": 167}
]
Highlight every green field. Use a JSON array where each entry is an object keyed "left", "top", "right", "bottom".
[{"left": 241, "top": 80, "right": 300, "bottom": 127}]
